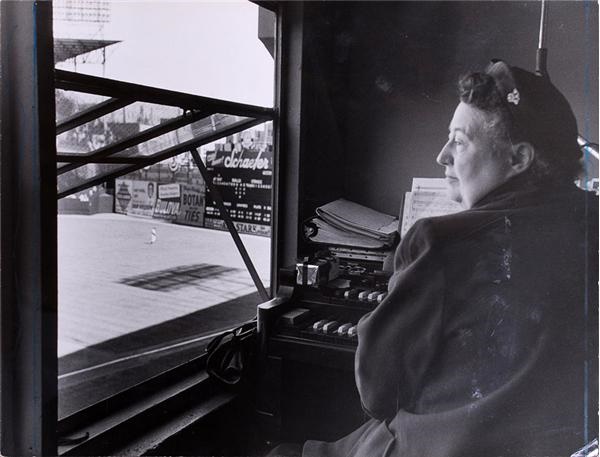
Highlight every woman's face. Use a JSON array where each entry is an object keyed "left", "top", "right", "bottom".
[{"left": 436, "top": 102, "right": 515, "bottom": 209}]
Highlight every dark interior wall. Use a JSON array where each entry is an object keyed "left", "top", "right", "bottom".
[
  {"left": 296, "top": 4, "right": 348, "bottom": 227},
  {"left": 299, "top": 1, "right": 598, "bottom": 217}
]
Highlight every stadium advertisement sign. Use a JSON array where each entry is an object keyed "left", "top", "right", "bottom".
[
  {"left": 153, "top": 183, "right": 181, "bottom": 221},
  {"left": 204, "top": 218, "right": 271, "bottom": 236},
  {"left": 175, "top": 184, "right": 205, "bottom": 227},
  {"left": 204, "top": 148, "right": 272, "bottom": 237},
  {"left": 115, "top": 179, "right": 133, "bottom": 214},
  {"left": 128, "top": 180, "right": 157, "bottom": 218},
  {"left": 158, "top": 183, "right": 181, "bottom": 200}
]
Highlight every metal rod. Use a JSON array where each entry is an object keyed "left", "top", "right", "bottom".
[
  {"left": 535, "top": 0, "right": 549, "bottom": 76},
  {"left": 57, "top": 155, "right": 149, "bottom": 164},
  {"left": 538, "top": 0, "right": 547, "bottom": 49},
  {"left": 190, "top": 148, "right": 269, "bottom": 302},
  {"left": 57, "top": 109, "right": 212, "bottom": 175},
  {"left": 57, "top": 117, "right": 266, "bottom": 199},
  {"left": 56, "top": 97, "right": 133, "bottom": 134},
  {"left": 55, "top": 69, "right": 275, "bottom": 119}
]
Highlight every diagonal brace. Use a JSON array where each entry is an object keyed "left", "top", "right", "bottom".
[{"left": 189, "top": 148, "right": 269, "bottom": 302}]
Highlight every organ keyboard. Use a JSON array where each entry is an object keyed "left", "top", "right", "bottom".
[
  {"left": 259, "top": 256, "right": 391, "bottom": 360},
  {"left": 256, "top": 254, "right": 392, "bottom": 442}
]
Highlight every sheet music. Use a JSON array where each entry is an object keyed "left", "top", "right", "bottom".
[
  {"left": 410, "top": 177, "right": 449, "bottom": 192},
  {"left": 401, "top": 178, "right": 463, "bottom": 237},
  {"left": 400, "top": 192, "right": 414, "bottom": 238}
]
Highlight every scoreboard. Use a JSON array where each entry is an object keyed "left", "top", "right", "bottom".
[{"left": 204, "top": 147, "right": 272, "bottom": 236}]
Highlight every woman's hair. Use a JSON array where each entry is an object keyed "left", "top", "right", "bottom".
[{"left": 457, "top": 72, "right": 581, "bottom": 184}]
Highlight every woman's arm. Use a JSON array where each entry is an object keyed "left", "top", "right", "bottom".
[{"left": 355, "top": 218, "right": 445, "bottom": 419}]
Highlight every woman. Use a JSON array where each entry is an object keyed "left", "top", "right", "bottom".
[{"left": 301, "top": 60, "right": 598, "bottom": 457}]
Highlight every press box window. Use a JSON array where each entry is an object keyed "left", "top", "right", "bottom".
[{"left": 54, "top": 0, "right": 276, "bottom": 418}]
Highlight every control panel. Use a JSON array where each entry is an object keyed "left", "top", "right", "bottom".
[{"left": 269, "top": 256, "right": 391, "bottom": 348}]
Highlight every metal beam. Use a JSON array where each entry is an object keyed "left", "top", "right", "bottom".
[
  {"left": 274, "top": 2, "right": 303, "bottom": 283},
  {"left": 270, "top": 2, "right": 284, "bottom": 294},
  {"left": 55, "top": 69, "right": 275, "bottom": 119},
  {"left": 57, "top": 117, "right": 266, "bottom": 199},
  {"left": 57, "top": 109, "right": 212, "bottom": 175},
  {"left": 252, "top": 1, "right": 279, "bottom": 13},
  {"left": 56, "top": 97, "right": 133, "bottom": 135},
  {"left": 56, "top": 155, "right": 149, "bottom": 165},
  {"left": 190, "top": 148, "right": 269, "bottom": 302},
  {"left": 1, "top": 1, "right": 58, "bottom": 455}
]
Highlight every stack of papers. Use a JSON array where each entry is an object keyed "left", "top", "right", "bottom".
[{"left": 304, "top": 199, "right": 399, "bottom": 249}]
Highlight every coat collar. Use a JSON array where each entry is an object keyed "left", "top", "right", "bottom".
[{"left": 470, "top": 173, "right": 578, "bottom": 211}]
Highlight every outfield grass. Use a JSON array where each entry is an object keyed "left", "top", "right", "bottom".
[{"left": 58, "top": 213, "right": 271, "bottom": 356}]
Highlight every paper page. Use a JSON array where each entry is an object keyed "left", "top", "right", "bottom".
[
  {"left": 305, "top": 217, "right": 387, "bottom": 249},
  {"left": 401, "top": 178, "right": 463, "bottom": 237},
  {"left": 316, "top": 199, "right": 398, "bottom": 236},
  {"left": 400, "top": 192, "right": 414, "bottom": 238},
  {"left": 411, "top": 177, "right": 448, "bottom": 192}
]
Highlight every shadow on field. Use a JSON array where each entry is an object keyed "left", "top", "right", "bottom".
[{"left": 119, "top": 263, "right": 240, "bottom": 291}]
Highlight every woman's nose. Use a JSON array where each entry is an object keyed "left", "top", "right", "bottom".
[{"left": 436, "top": 142, "right": 452, "bottom": 166}]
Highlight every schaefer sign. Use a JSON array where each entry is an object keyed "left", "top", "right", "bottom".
[
  {"left": 204, "top": 148, "right": 272, "bottom": 237},
  {"left": 222, "top": 151, "right": 270, "bottom": 170}
]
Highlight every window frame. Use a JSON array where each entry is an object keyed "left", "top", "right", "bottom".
[
  {"left": 0, "top": 2, "right": 58, "bottom": 455},
  {"left": 1, "top": 1, "right": 282, "bottom": 455},
  {"left": 54, "top": 71, "right": 275, "bottom": 303}
]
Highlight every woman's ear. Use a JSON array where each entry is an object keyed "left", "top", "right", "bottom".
[{"left": 510, "top": 142, "right": 535, "bottom": 174}]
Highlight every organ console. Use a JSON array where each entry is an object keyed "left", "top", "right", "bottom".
[{"left": 256, "top": 254, "right": 392, "bottom": 443}]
